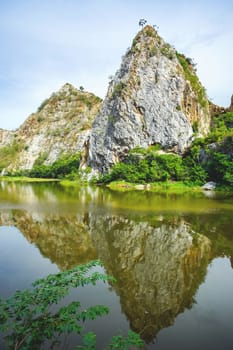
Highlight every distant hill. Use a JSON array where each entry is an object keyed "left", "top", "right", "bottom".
[{"left": 0, "top": 83, "right": 102, "bottom": 173}]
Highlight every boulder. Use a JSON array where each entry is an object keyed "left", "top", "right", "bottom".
[{"left": 202, "top": 181, "right": 216, "bottom": 191}]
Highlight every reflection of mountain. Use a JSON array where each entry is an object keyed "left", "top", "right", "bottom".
[
  {"left": 185, "top": 213, "right": 233, "bottom": 264},
  {"left": 0, "top": 181, "right": 105, "bottom": 209},
  {"left": 0, "top": 210, "right": 97, "bottom": 270},
  {"left": 89, "top": 216, "right": 211, "bottom": 342}
]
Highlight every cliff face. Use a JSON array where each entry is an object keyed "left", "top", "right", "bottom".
[
  {"left": 88, "top": 25, "right": 210, "bottom": 173},
  {"left": 1, "top": 83, "right": 101, "bottom": 172}
]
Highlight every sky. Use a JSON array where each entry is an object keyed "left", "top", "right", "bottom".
[{"left": 0, "top": 0, "right": 233, "bottom": 130}]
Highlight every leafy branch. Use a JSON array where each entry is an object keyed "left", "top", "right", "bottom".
[{"left": 0, "top": 261, "right": 144, "bottom": 349}]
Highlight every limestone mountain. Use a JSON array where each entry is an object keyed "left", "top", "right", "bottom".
[
  {"left": 0, "top": 83, "right": 102, "bottom": 173},
  {"left": 87, "top": 25, "right": 211, "bottom": 173}
]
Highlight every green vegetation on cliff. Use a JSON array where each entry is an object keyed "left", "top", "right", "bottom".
[
  {"left": 100, "top": 112, "right": 233, "bottom": 188},
  {"left": 195, "top": 111, "right": 233, "bottom": 186},
  {"left": 100, "top": 147, "right": 206, "bottom": 186},
  {"left": 176, "top": 52, "right": 208, "bottom": 108}
]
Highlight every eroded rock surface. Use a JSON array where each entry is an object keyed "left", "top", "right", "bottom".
[{"left": 88, "top": 26, "right": 210, "bottom": 173}]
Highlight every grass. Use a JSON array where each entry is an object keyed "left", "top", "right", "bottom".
[
  {"left": 107, "top": 180, "right": 202, "bottom": 193},
  {"left": 111, "top": 81, "right": 126, "bottom": 98},
  {"left": 59, "top": 179, "right": 82, "bottom": 187},
  {"left": 0, "top": 176, "right": 58, "bottom": 183}
]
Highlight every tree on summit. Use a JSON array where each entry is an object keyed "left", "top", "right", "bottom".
[{"left": 139, "top": 19, "right": 147, "bottom": 28}]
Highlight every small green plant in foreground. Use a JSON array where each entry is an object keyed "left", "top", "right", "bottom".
[{"left": 0, "top": 260, "right": 143, "bottom": 349}]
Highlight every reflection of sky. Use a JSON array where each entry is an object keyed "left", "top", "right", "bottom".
[
  {"left": 196, "top": 258, "right": 233, "bottom": 324},
  {"left": 155, "top": 257, "right": 233, "bottom": 350},
  {"left": 0, "top": 226, "right": 58, "bottom": 297}
]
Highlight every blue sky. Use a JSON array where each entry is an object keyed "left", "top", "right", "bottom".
[{"left": 1, "top": 0, "right": 233, "bottom": 130}]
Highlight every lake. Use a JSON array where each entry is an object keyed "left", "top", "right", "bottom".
[{"left": 0, "top": 181, "right": 233, "bottom": 349}]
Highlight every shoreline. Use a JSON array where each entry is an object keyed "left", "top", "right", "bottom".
[
  {"left": 0, "top": 176, "right": 59, "bottom": 183},
  {"left": 0, "top": 177, "right": 232, "bottom": 196}
]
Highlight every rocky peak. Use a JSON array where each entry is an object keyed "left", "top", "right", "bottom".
[{"left": 87, "top": 25, "right": 211, "bottom": 173}]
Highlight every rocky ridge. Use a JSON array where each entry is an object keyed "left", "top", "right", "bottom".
[
  {"left": 0, "top": 83, "right": 102, "bottom": 172},
  {"left": 87, "top": 25, "right": 211, "bottom": 173}
]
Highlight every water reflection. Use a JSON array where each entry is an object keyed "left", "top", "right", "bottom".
[
  {"left": 0, "top": 210, "right": 97, "bottom": 270},
  {"left": 0, "top": 182, "right": 233, "bottom": 346},
  {"left": 185, "top": 213, "right": 233, "bottom": 264},
  {"left": 89, "top": 216, "right": 211, "bottom": 342}
]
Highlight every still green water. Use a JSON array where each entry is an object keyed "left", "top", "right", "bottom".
[{"left": 0, "top": 181, "right": 233, "bottom": 349}]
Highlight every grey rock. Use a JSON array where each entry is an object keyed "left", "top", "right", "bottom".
[
  {"left": 202, "top": 181, "right": 216, "bottom": 190},
  {"left": 88, "top": 26, "right": 210, "bottom": 173}
]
